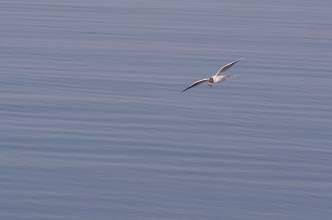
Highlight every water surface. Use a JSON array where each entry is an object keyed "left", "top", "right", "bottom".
[{"left": 1, "top": 0, "right": 332, "bottom": 219}]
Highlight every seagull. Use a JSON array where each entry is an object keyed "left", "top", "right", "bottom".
[{"left": 182, "top": 59, "right": 241, "bottom": 92}]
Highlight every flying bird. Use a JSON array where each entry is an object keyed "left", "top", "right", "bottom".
[{"left": 182, "top": 59, "right": 241, "bottom": 92}]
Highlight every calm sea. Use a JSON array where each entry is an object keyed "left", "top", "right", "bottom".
[{"left": 1, "top": 0, "right": 332, "bottom": 219}]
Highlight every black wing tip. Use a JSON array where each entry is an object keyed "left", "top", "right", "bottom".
[
  {"left": 229, "top": 58, "right": 244, "bottom": 64},
  {"left": 182, "top": 88, "right": 189, "bottom": 93},
  {"left": 182, "top": 78, "right": 209, "bottom": 93},
  {"left": 232, "top": 59, "right": 242, "bottom": 64}
]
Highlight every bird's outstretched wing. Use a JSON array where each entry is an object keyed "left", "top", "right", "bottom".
[
  {"left": 182, "top": 78, "right": 209, "bottom": 92},
  {"left": 215, "top": 59, "right": 241, "bottom": 76}
]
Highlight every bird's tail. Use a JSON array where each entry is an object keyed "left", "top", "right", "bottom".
[{"left": 226, "top": 74, "right": 237, "bottom": 79}]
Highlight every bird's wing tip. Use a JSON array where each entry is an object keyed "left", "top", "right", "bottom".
[{"left": 182, "top": 88, "right": 189, "bottom": 93}]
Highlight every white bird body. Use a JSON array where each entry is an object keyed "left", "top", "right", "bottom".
[
  {"left": 209, "top": 75, "right": 226, "bottom": 85},
  {"left": 182, "top": 59, "right": 240, "bottom": 92}
]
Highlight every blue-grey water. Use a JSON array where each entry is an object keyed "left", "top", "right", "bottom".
[{"left": 1, "top": 0, "right": 332, "bottom": 219}]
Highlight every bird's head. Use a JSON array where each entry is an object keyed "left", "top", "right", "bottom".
[{"left": 208, "top": 77, "right": 214, "bottom": 83}]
